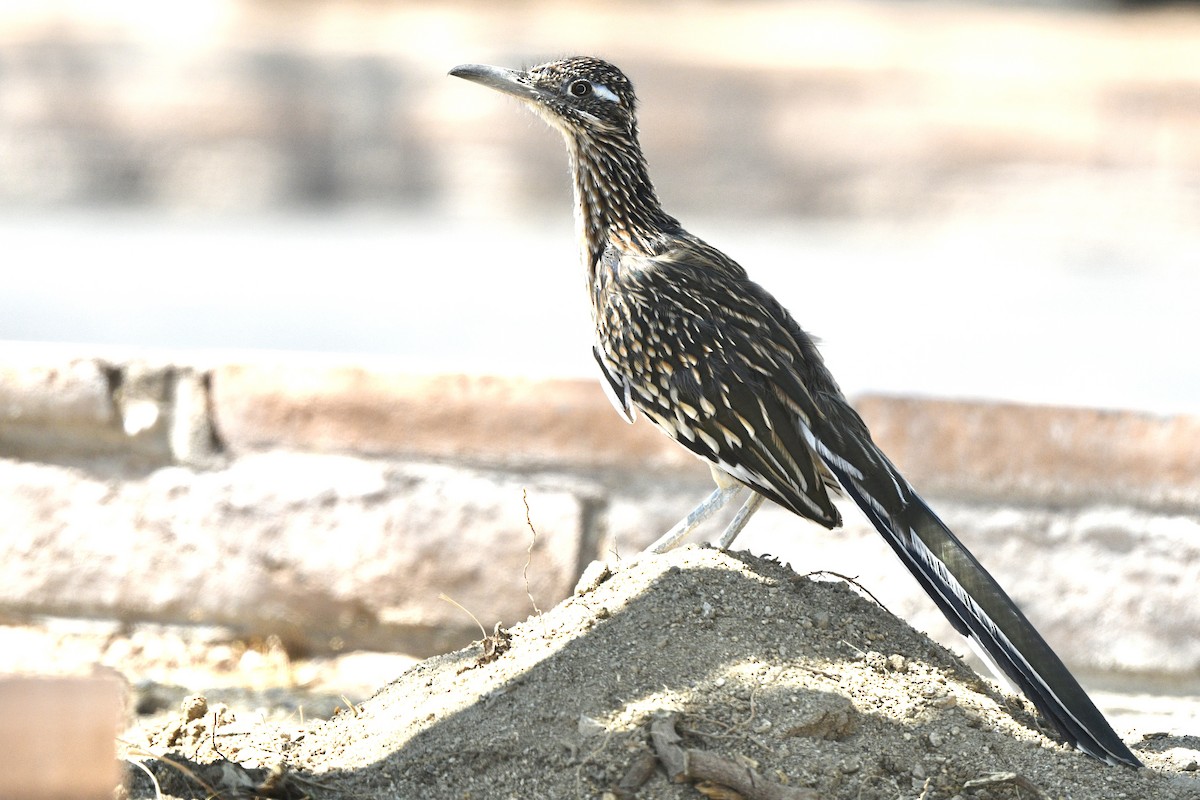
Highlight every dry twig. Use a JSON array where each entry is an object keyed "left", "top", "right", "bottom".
[
  {"left": 798, "top": 570, "right": 892, "bottom": 614},
  {"left": 963, "top": 772, "right": 1051, "bottom": 799},
  {"left": 522, "top": 488, "right": 543, "bottom": 615},
  {"left": 650, "top": 713, "right": 817, "bottom": 800}
]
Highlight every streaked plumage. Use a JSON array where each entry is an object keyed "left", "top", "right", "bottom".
[{"left": 450, "top": 56, "right": 1141, "bottom": 768}]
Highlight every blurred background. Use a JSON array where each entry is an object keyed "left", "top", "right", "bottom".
[
  {"left": 1, "top": 1, "right": 1199, "bottom": 785},
  {"left": 1, "top": 0, "right": 1198, "bottom": 410}
]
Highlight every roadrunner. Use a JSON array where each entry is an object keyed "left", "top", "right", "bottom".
[{"left": 450, "top": 56, "right": 1140, "bottom": 768}]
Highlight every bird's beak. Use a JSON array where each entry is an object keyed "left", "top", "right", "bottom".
[{"left": 449, "top": 63, "right": 543, "bottom": 104}]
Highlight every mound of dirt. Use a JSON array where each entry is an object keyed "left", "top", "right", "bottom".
[{"left": 123, "top": 547, "right": 1198, "bottom": 799}]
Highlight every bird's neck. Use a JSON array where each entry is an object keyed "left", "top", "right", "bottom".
[{"left": 567, "top": 132, "right": 678, "bottom": 285}]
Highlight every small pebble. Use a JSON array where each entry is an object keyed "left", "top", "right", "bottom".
[
  {"left": 577, "top": 715, "right": 606, "bottom": 738},
  {"left": 932, "top": 694, "right": 957, "bottom": 709},
  {"left": 181, "top": 694, "right": 208, "bottom": 722}
]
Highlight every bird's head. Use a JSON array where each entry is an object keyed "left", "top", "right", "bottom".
[{"left": 450, "top": 57, "right": 638, "bottom": 139}]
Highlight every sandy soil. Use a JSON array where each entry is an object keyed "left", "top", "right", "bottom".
[{"left": 111, "top": 547, "right": 1198, "bottom": 800}]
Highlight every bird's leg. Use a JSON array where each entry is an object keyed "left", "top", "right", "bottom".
[
  {"left": 646, "top": 484, "right": 745, "bottom": 554},
  {"left": 647, "top": 465, "right": 765, "bottom": 554},
  {"left": 716, "top": 491, "right": 766, "bottom": 550}
]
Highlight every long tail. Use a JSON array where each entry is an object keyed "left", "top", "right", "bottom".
[{"left": 810, "top": 406, "right": 1141, "bottom": 767}]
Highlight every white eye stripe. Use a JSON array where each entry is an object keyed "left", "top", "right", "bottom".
[{"left": 591, "top": 83, "right": 620, "bottom": 103}]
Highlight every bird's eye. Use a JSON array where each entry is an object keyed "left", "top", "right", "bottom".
[{"left": 569, "top": 79, "right": 592, "bottom": 98}]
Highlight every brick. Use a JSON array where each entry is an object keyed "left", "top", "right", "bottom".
[
  {"left": 718, "top": 498, "right": 1200, "bottom": 676},
  {"left": 212, "top": 364, "right": 693, "bottom": 472},
  {"left": 0, "top": 357, "right": 119, "bottom": 459},
  {"left": 0, "top": 676, "right": 124, "bottom": 800},
  {"left": 856, "top": 395, "right": 1200, "bottom": 509},
  {"left": 0, "top": 454, "right": 587, "bottom": 655},
  {"left": 0, "top": 354, "right": 219, "bottom": 466}
]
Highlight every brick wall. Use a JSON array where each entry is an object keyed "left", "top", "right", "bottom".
[{"left": 2, "top": 353, "right": 1198, "bottom": 686}]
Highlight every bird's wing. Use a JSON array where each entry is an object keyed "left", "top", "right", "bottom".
[{"left": 594, "top": 245, "right": 842, "bottom": 527}]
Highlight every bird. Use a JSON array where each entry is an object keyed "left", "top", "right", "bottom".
[{"left": 449, "top": 56, "right": 1141, "bottom": 768}]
